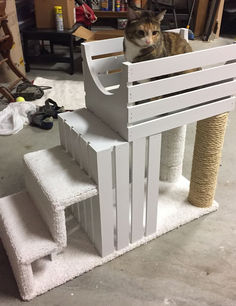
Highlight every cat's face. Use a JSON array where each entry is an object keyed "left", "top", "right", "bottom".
[{"left": 125, "top": 9, "right": 166, "bottom": 48}]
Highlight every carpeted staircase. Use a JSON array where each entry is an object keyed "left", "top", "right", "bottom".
[{"left": 0, "top": 108, "right": 218, "bottom": 300}]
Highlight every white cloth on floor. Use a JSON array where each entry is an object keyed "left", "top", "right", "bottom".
[{"left": 0, "top": 102, "right": 37, "bottom": 135}]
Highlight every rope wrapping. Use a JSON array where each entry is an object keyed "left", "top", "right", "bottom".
[
  {"left": 188, "top": 113, "right": 229, "bottom": 207},
  {"left": 160, "top": 125, "right": 186, "bottom": 182}
]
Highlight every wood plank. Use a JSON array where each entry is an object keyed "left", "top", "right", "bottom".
[
  {"left": 73, "top": 134, "right": 82, "bottom": 168},
  {"left": 70, "top": 128, "right": 78, "bottom": 161},
  {"left": 84, "top": 198, "right": 94, "bottom": 242},
  {"left": 115, "top": 143, "right": 130, "bottom": 250},
  {"left": 128, "top": 79, "right": 236, "bottom": 123},
  {"left": 131, "top": 138, "right": 146, "bottom": 243},
  {"left": 127, "top": 62, "right": 236, "bottom": 103},
  {"left": 64, "top": 122, "right": 72, "bottom": 154},
  {"left": 125, "top": 44, "right": 236, "bottom": 82},
  {"left": 79, "top": 201, "right": 86, "bottom": 232},
  {"left": 128, "top": 97, "right": 235, "bottom": 141},
  {"left": 58, "top": 117, "right": 66, "bottom": 149},
  {"left": 94, "top": 10, "right": 127, "bottom": 18},
  {"left": 96, "top": 149, "right": 114, "bottom": 256},
  {"left": 98, "top": 71, "right": 121, "bottom": 88},
  {"left": 145, "top": 134, "right": 161, "bottom": 236},
  {"left": 194, "top": 0, "right": 210, "bottom": 36},
  {"left": 80, "top": 136, "right": 89, "bottom": 175},
  {"left": 82, "top": 37, "right": 124, "bottom": 58},
  {"left": 92, "top": 54, "right": 124, "bottom": 74}
]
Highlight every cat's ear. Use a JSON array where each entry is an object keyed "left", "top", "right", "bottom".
[
  {"left": 127, "top": 7, "right": 141, "bottom": 21},
  {"left": 155, "top": 10, "right": 166, "bottom": 23}
]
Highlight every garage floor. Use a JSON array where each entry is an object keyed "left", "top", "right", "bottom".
[{"left": 0, "top": 36, "right": 236, "bottom": 306}]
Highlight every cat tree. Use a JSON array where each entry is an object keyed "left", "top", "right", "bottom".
[{"left": 0, "top": 29, "right": 235, "bottom": 300}]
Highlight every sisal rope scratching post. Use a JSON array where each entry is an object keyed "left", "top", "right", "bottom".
[
  {"left": 160, "top": 126, "right": 186, "bottom": 182},
  {"left": 188, "top": 113, "right": 229, "bottom": 207}
]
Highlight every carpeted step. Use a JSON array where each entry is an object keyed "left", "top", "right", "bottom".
[
  {"left": 24, "top": 145, "right": 98, "bottom": 209},
  {"left": 0, "top": 191, "right": 58, "bottom": 265},
  {"left": 23, "top": 145, "right": 98, "bottom": 248}
]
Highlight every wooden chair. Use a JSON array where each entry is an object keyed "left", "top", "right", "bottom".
[{"left": 0, "top": 0, "right": 29, "bottom": 102}]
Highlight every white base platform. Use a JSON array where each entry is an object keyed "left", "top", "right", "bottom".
[{"left": 1, "top": 176, "right": 217, "bottom": 300}]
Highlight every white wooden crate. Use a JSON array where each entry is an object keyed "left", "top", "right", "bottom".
[{"left": 81, "top": 32, "right": 236, "bottom": 141}]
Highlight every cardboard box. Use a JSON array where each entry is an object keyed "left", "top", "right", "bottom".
[
  {"left": 34, "top": 0, "right": 76, "bottom": 29},
  {"left": 73, "top": 26, "right": 124, "bottom": 41},
  {"left": 0, "top": 0, "right": 25, "bottom": 83}
]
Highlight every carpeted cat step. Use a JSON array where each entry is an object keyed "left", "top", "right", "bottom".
[
  {"left": 23, "top": 145, "right": 98, "bottom": 248},
  {"left": 0, "top": 191, "right": 58, "bottom": 265}
]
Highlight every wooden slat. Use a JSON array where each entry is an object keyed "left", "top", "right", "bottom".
[
  {"left": 98, "top": 71, "right": 121, "bottom": 88},
  {"left": 79, "top": 137, "right": 91, "bottom": 236},
  {"left": 64, "top": 121, "right": 71, "bottom": 153},
  {"left": 74, "top": 133, "right": 83, "bottom": 167},
  {"left": 84, "top": 198, "right": 94, "bottom": 242},
  {"left": 93, "top": 54, "right": 124, "bottom": 74},
  {"left": 80, "top": 136, "right": 89, "bottom": 174},
  {"left": 128, "top": 97, "right": 235, "bottom": 141},
  {"left": 58, "top": 117, "right": 66, "bottom": 149},
  {"left": 128, "top": 79, "right": 236, "bottom": 123},
  {"left": 82, "top": 37, "right": 124, "bottom": 58},
  {"left": 96, "top": 149, "right": 114, "bottom": 256},
  {"left": 145, "top": 134, "right": 161, "bottom": 236},
  {"left": 127, "top": 62, "right": 236, "bottom": 103},
  {"left": 131, "top": 138, "right": 146, "bottom": 243},
  {"left": 70, "top": 128, "right": 77, "bottom": 160},
  {"left": 87, "top": 146, "right": 101, "bottom": 248},
  {"left": 115, "top": 143, "right": 130, "bottom": 250},
  {"left": 79, "top": 202, "right": 86, "bottom": 231},
  {"left": 125, "top": 44, "right": 236, "bottom": 82}
]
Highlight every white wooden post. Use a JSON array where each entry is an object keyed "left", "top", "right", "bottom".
[
  {"left": 131, "top": 138, "right": 146, "bottom": 243},
  {"left": 145, "top": 134, "right": 161, "bottom": 236},
  {"left": 114, "top": 143, "right": 130, "bottom": 250}
]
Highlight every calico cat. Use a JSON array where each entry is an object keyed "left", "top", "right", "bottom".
[{"left": 124, "top": 8, "right": 193, "bottom": 63}]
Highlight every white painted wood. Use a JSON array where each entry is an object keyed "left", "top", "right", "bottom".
[
  {"left": 80, "top": 136, "right": 89, "bottom": 174},
  {"left": 79, "top": 201, "right": 86, "bottom": 231},
  {"left": 125, "top": 44, "right": 236, "bottom": 82},
  {"left": 70, "top": 128, "right": 78, "bottom": 161},
  {"left": 127, "top": 62, "right": 236, "bottom": 103},
  {"left": 165, "top": 28, "right": 189, "bottom": 41},
  {"left": 98, "top": 72, "right": 121, "bottom": 88},
  {"left": 82, "top": 37, "right": 124, "bottom": 57},
  {"left": 114, "top": 143, "right": 130, "bottom": 250},
  {"left": 131, "top": 138, "right": 146, "bottom": 243},
  {"left": 71, "top": 203, "right": 80, "bottom": 223},
  {"left": 93, "top": 54, "right": 124, "bottom": 74},
  {"left": 84, "top": 198, "right": 93, "bottom": 241},
  {"left": 64, "top": 122, "right": 72, "bottom": 154},
  {"left": 128, "top": 97, "right": 235, "bottom": 141},
  {"left": 87, "top": 146, "right": 101, "bottom": 247},
  {"left": 81, "top": 44, "right": 129, "bottom": 140},
  {"left": 91, "top": 195, "right": 102, "bottom": 253},
  {"left": 79, "top": 137, "right": 94, "bottom": 239},
  {"left": 128, "top": 79, "right": 236, "bottom": 123},
  {"left": 59, "top": 109, "right": 126, "bottom": 153},
  {"left": 96, "top": 149, "right": 115, "bottom": 256},
  {"left": 81, "top": 37, "right": 236, "bottom": 141},
  {"left": 145, "top": 134, "right": 161, "bottom": 236},
  {"left": 58, "top": 116, "right": 66, "bottom": 149}
]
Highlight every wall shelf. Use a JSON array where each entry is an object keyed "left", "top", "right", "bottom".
[{"left": 95, "top": 10, "right": 127, "bottom": 18}]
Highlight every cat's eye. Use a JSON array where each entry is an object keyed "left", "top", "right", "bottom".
[
  {"left": 152, "top": 31, "right": 159, "bottom": 35},
  {"left": 137, "top": 30, "right": 145, "bottom": 37}
]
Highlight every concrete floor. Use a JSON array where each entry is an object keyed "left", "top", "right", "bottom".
[{"left": 0, "top": 36, "right": 236, "bottom": 305}]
